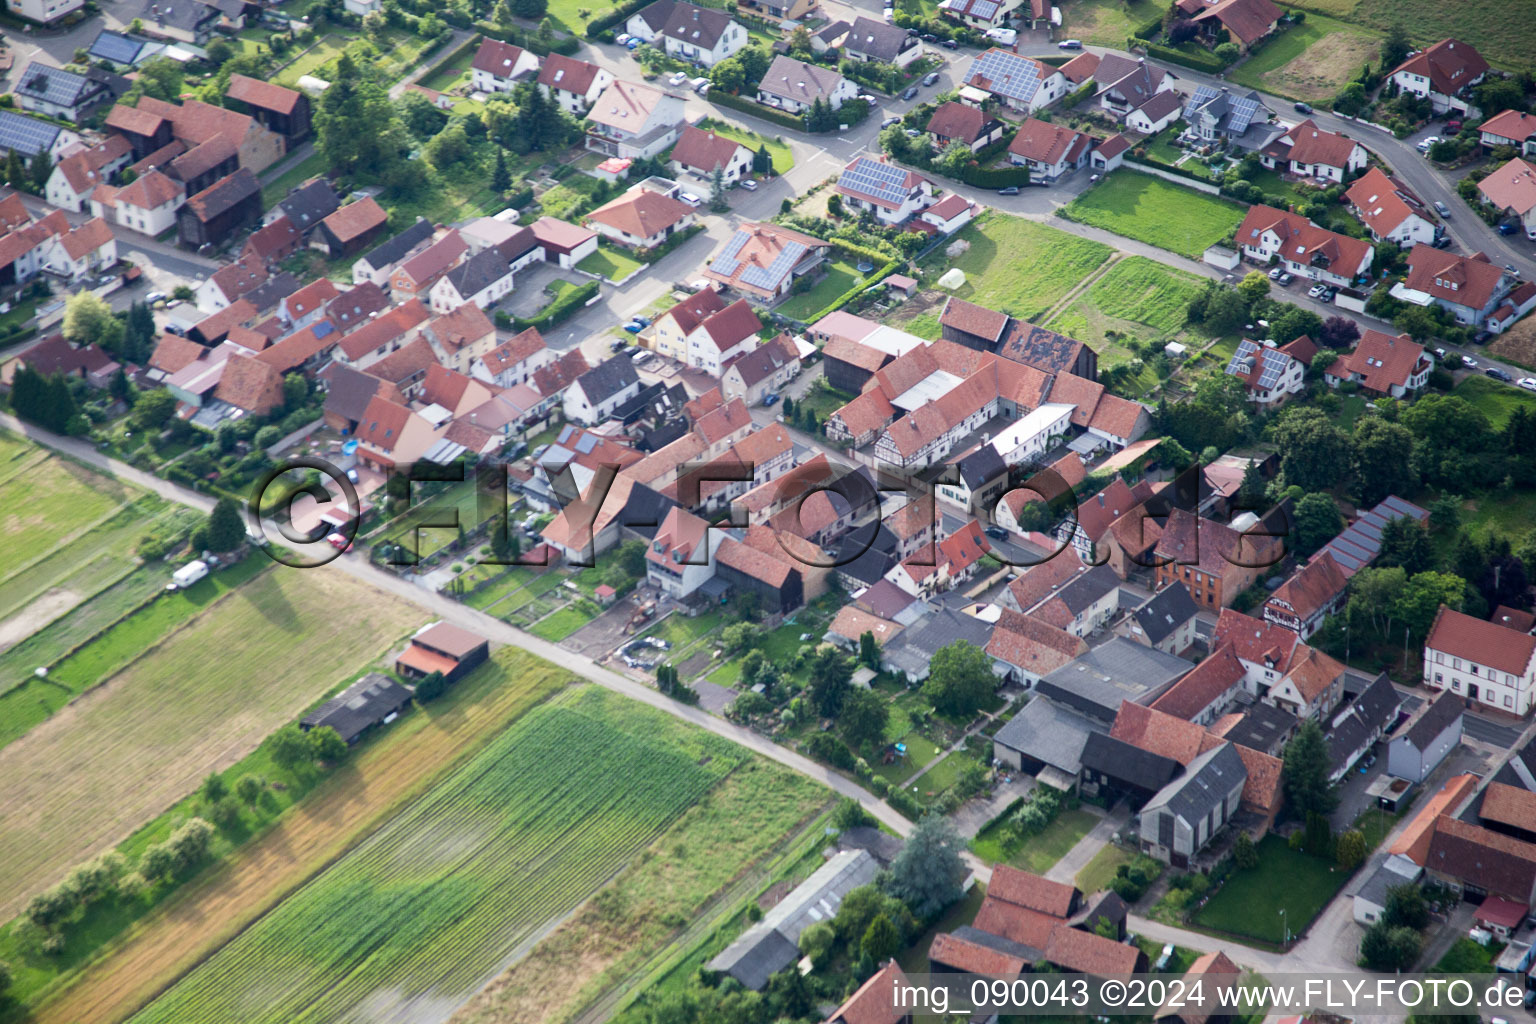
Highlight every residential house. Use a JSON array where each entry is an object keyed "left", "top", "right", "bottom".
[
  {"left": 194, "top": 254, "right": 266, "bottom": 313},
  {"left": 8, "top": 0, "right": 86, "bottom": 25},
  {"left": 353, "top": 219, "right": 436, "bottom": 287},
  {"left": 987, "top": 608, "right": 1091, "bottom": 688},
  {"left": 686, "top": 298, "right": 760, "bottom": 375},
  {"left": 278, "top": 277, "right": 339, "bottom": 331},
  {"left": 926, "top": 101, "right": 1005, "bottom": 152},
  {"left": 669, "top": 124, "right": 753, "bottom": 184},
  {"left": 721, "top": 332, "right": 799, "bottom": 405},
  {"left": 1424, "top": 604, "right": 1536, "bottom": 716},
  {"left": 13, "top": 62, "right": 114, "bottom": 121},
  {"left": 585, "top": 80, "right": 687, "bottom": 160},
  {"left": 920, "top": 193, "right": 979, "bottom": 235},
  {"left": 585, "top": 185, "right": 696, "bottom": 249},
  {"left": 1386, "top": 689, "right": 1462, "bottom": 783},
  {"left": 242, "top": 214, "right": 302, "bottom": 267},
  {"left": 13, "top": 334, "right": 119, "bottom": 388},
  {"left": 1190, "top": 0, "right": 1282, "bottom": 51},
  {"left": 1400, "top": 245, "right": 1514, "bottom": 327},
  {"left": 428, "top": 248, "right": 515, "bottom": 313},
  {"left": 1345, "top": 167, "right": 1438, "bottom": 248},
  {"left": 1388, "top": 38, "right": 1488, "bottom": 116},
  {"left": 836, "top": 154, "right": 934, "bottom": 226},
  {"left": 842, "top": 17, "right": 921, "bottom": 68},
  {"left": 420, "top": 303, "right": 497, "bottom": 375},
  {"left": 311, "top": 197, "right": 388, "bottom": 260},
  {"left": 647, "top": 0, "right": 748, "bottom": 66},
  {"left": 326, "top": 281, "right": 389, "bottom": 330},
  {"left": 1261, "top": 118, "right": 1368, "bottom": 182},
  {"left": 564, "top": 355, "right": 643, "bottom": 425},
  {"left": 272, "top": 178, "right": 340, "bottom": 235},
  {"left": 1262, "top": 552, "right": 1347, "bottom": 639},
  {"left": 645, "top": 506, "right": 723, "bottom": 599},
  {"left": 224, "top": 74, "right": 311, "bottom": 144},
  {"left": 756, "top": 55, "right": 857, "bottom": 114},
  {"left": 1224, "top": 336, "right": 1315, "bottom": 404},
  {"left": 652, "top": 287, "right": 729, "bottom": 362},
  {"left": 809, "top": 19, "right": 849, "bottom": 52},
  {"left": 826, "top": 961, "right": 913, "bottom": 1024},
  {"left": 332, "top": 299, "right": 430, "bottom": 370},
  {"left": 1139, "top": 742, "right": 1247, "bottom": 867},
  {"left": 537, "top": 55, "right": 613, "bottom": 116},
  {"left": 1089, "top": 53, "right": 1175, "bottom": 122},
  {"left": 176, "top": 168, "right": 261, "bottom": 250},
  {"left": 470, "top": 38, "right": 540, "bottom": 94},
  {"left": 1007, "top": 118, "right": 1092, "bottom": 182},
  {"left": 1479, "top": 109, "right": 1536, "bottom": 157},
  {"left": 1324, "top": 674, "right": 1403, "bottom": 782},
  {"left": 1125, "top": 582, "right": 1201, "bottom": 654},
  {"left": 1235, "top": 205, "right": 1374, "bottom": 287},
  {"left": 739, "top": 0, "right": 810, "bottom": 20},
  {"left": 89, "top": 167, "right": 185, "bottom": 236},
  {"left": 1477, "top": 157, "right": 1536, "bottom": 240},
  {"left": 135, "top": 0, "right": 221, "bottom": 44},
  {"left": 703, "top": 222, "right": 830, "bottom": 303},
  {"left": 938, "top": 0, "right": 1025, "bottom": 28},
  {"left": 45, "top": 137, "right": 131, "bottom": 212},
  {"left": 1124, "top": 91, "right": 1185, "bottom": 135},
  {"left": 472, "top": 327, "right": 553, "bottom": 390},
  {"left": 1183, "top": 85, "right": 1271, "bottom": 145},
  {"left": 389, "top": 230, "right": 468, "bottom": 300},
  {"left": 1152, "top": 507, "right": 1285, "bottom": 609},
  {"left": 0, "top": 111, "right": 81, "bottom": 166},
  {"left": 1322, "top": 329, "right": 1430, "bottom": 398},
  {"left": 965, "top": 49, "right": 1067, "bottom": 115},
  {"left": 1489, "top": 281, "right": 1536, "bottom": 334}
]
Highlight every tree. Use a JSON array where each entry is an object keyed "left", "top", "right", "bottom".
[
  {"left": 200, "top": 772, "right": 227, "bottom": 804},
  {"left": 884, "top": 813, "right": 965, "bottom": 918},
  {"left": 788, "top": 23, "right": 813, "bottom": 53},
  {"left": 415, "top": 669, "right": 447, "bottom": 702},
  {"left": 270, "top": 723, "right": 312, "bottom": 771},
  {"left": 1396, "top": 571, "right": 1467, "bottom": 640},
  {"left": 1283, "top": 719, "right": 1337, "bottom": 818},
  {"left": 1380, "top": 22, "right": 1411, "bottom": 74},
  {"left": 1376, "top": 516, "right": 1434, "bottom": 576},
  {"left": 858, "top": 630, "right": 880, "bottom": 670},
  {"left": 1237, "top": 270, "right": 1270, "bottom": 303},
  {"left": 316, "top": 54, "right": 408, "bottom": 180},
  {"left": 425, "top": 122, "right": 472, "bottom": 170},
  {"left": 308, "top": 726, "right": 348, "bottom": 764},
  {"left": 1383, "top": 883, "right": 1429, "bottom": 930},
  {"left": 840, "top": 686, "right": 889, "bottom": 748},
  {"left": 709, "top": 165, "right": 729, "bottom": 212},
  {"left": 29, "top": 147, "right": 50, "bottom": 191},
  {"left": 1352, "top": 419, "right": 1416, "bottom": 506},
  {"left": 1317, "top": 315, "right": 1360, "bottom": 349},
  {"left": 1335, "top": 828, "right": 1367, "bottom": 869},
  {"left": 861, "top": 913, "right": 901, "bottom": 960},
  {"left": 63, "top": 291, "right": 124, "bottom": 352},
  {"left": 1233, "top": 831, "right": 1259, "bottom": 869},
  {"left": 234, "top": 773, "right": 265, "bottom": 806},
  {"left": 4, "top": 148, "right": 23, "bottom": 188},
  {"left": 1272, "top": 407, "right": 1353, "bottom": 492},
  {"left": 133, "top": 56, "right": 184, "bottom": 102},
  {"left": 721, "top": 621, "right": 760, "bottom": 654},
  {"left": 798, "top": 920, "right": 836, "bottom": 965},
  {"left": 1203, "top": 287, "right": 1250, "bottom": 334},
  {"left": 1292, "top": 492, "right": 1343, "bottom": 556},
  {"left": 511, "top": 0, "right": 546, "bottom": 18},
  {"left": 492, "top": 148, "right": 511, "bottom": 192},
  {"left": 1360, "top": 921, "right": 1420, "bottom": 972},
  {"left": 1428, "top": 494, "right": 1461, "bottom": 534},
  {"left": 1475, "top": 78, "right": 1527, "bottom": 117},
  {"left": 809, "top": 646, "right": 853, "bottom": 717},
  {"left": 1272, "top": 305, "right": 1323, "bottom": 345},
  {"left": 0, "top": 958, "right": 11, "bottom": 998},
  {"left": 398, "top": 90, "right": 448, "bottom": 140},
  {"left": 753, "top": 144, "right": 771, "bottom": 175},
  {"left": 922, "top": 640, "right": 994, "bottom": 717},
  {"left": 492, "top": 0, "right": 513, "bottom": 27},
  {"left": 203, "top": 496, "right": 245, "bottom": 554},
  {"left": 1334, "top": 82, "right": 1368, "bottom": 117}
]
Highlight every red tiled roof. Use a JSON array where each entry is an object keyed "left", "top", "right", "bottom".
[
  {"left": 1426, "top": 604, "right": 1536, "bottom": 676},
  {"left": 1213, "top": 606, "right": 1301, "bottom": 673},
  {"left": 926, "top": 100, "right": 987, "bottom": 142},
  {"left": 973, "top": 896, "right": 1060, "bottom": 949},
  {"left": 1087, "top": 393, "right": 1147, "bottom": 441},
  {"left": 338, "top": 298, "right": 430, "bottom": 361},
  {"left": 1152, "top": 643, "right": 1245, "bottom": 720},
  {"left": 1280, "top": 119, "right": 1361, "bottom": 169},
  {"left": 986, "top": 607, "right": 1087, "bottom": 674},
  {"left": 1477, "top": 157, "right": 1536, "bottom": 217},
  {"left": 1391, "top": 774, "right": 1479, "bottom": 863},
  {"left": 928, "top": 932, "right": 1026, "bottom": 975},
  {"left": 321, "top": 196, "right": 388, "bottom": 244},
  {"left": 58, "top": 217, "right": 114, "bottom": 261},
  {"left": 1044, "top": 925, "right": 1142, "bottom": 976},
  {"left": 1391, "top": 38, "right": 1489, "bottom": 98},
  {"left": 537, "top": 53, "right": 602, "bottom": 95},
  {"left": 940, "top": 296, "right": 1009, "bottom": 343},
  {"left": 213, "top": 351, "right": 284, "bottom": 414},
  {"left": 1267, "top": 552, "right": 1348, "bottom": 622},
  {"left": 1324, "top": 328, "right": 1426, "bottom": 393},
  {"left": 585, "top": 187, "right": 693, "bottom": 240},
  {"left": 1481, "top": 109, "right": 1536, "bottom": 144},
  {"left": 244, "top": 215, "right": 302, "bottom": 264},
  {"left": 1190, "top": 0, "right": 1281, "bottom": 46},
  {"left": 1404, "top": 244, "right": 1508, "bottom": 312},
  {"left": 113, "top": 167, "right": 183, "bottom": 210},
  {"left": 1479, "top": 782, "right": 1536, "bottom": 834},
  {"left": 716, "top": 534, "right": 794, "bottom": 588},
  {"left": 828, "top": 961, "right": 910, "bottom": 1024},
  {"left": 1427, "top": 815, "right": 1536, "bottom": 901},
  {"left": 226, "top": 74, "right": 302, "bottom": 115},
  {"left": 1110, "top": 701, "right": 1208, "bottom": 766},
  {"left": 669, "top": 123, "right": 747, "bottom": 174},
  {"left": 1237, "top": 204, "right": 1373, "bottom": 279},
  {"left": 989, "top": 864, "right": 1077, "bottom": 917},
  {"left": 472, "top": 38, "right": 532, "bottom": 78},
  {"left": 531, "top": 216, "right": 596, "bottom": 254},
  {"left": 1008, "top": 118, "right": 1091, "bottom": 165},
  {"left": 1346, "top": 167, "right": 1430, "bottom": 240}
]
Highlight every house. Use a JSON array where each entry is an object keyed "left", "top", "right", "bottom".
[
  {"left": 530, "top": 216, "right": 597, "bottom": 268},
  {"left": 938, "top": 0, "right": 1025, "bottom": 28},
  {"left": 1224, "top": 336, "right": 1315, "bottom": 404},
  {"left": 1261, "top": 118, "right": 1368, "bottom": 182},
  {"left": 279, "top": 277, "right": 339, "bottom": 330},
  {"left": 703, "top": 222, "right": 830, "bottom": 303},
  {"left": 1183, "top": 85, "right": 1271, "bottom": 144},
  {"left": 87, "top": 167, "right": 184, "bottom": 238},
  {"left": 1235, "top": 205, "right": 1374, "bottom": 288},
  {"left": 883, "top": 606, "right": 994, "bottom": 682},
  {"left": 1262, "top": 552, "right": 1347, "bottom": 641},
  {"left": 395, "top": 622, "right": 489, "bottom": 684},
  {"left": 177, "top": 168, "right": 262, "bottom": 250},
  {"left": 1389, "top": 38, "right": 1488, "bottom": 116},
  {"left": 1007, "top": 118, "right": 1092, "bottom": 182},
  {"left": 1091, "top": 133, "right": 1132, "bottom": 173},
  {"left": 307, "top": 197, "right": 387, "bottom": 260},
  {"left": 809, "top": 19, "right": 849, "bottom": 52},
  {"left": 224, "top": 74, "right": 311, "bottom": 144},
  {"left": 756, "top": 55, "right": 858, "bottom": 114},
  {"left": 688, "top": 299, "right": 760, "bottom": 375},
  {"left": 919, "top": 193, "right": 979, "bottom": 235},
  {"left": 272, "top": 178, "right": 340, "bottom": 235},
  {"left": 1126, "top": 583, "right": 1201, "bottom": 654},
  {"left": 471, "top": 327, "right": 552, "bottom": 390},
  {"left": 420, "top": 303, "right": 497, "bottom": 374},
  {"left": 0, "top": 111, "right": 81, "bottom": 165},
  {"left": 842, "top": 17, "right": 921, "bottom": 68},
  {"left": 826, "top": 960, "right": 913, "bottom": 1024},
  {"left": 300, "top": 672, "right": 413, "bottom": 745},
  {"left": 669, "top": 124, "right": 753, "bottom": 184},
  {"left": 537, "top": 54, "right": 613, "bottom": 116},
  {"left": 1479, "top": 781, "right": 1536, "bottom": 845},
  {"left": 926, "top": 101, "right": 1005, "bottom": 152},
  {"left": 1140, "top": 742, "right": 1247, "bottom": 867},
  {"left": 1400, "top": 244, "right": 1514, "bottom": 327},
  {"left": 333, "top": 298, "right": 430, "bottom": 369},
  {"left": 715, "top": 532, "right": 804, "bottom": 614},
  {"left": 564, "top": 355, "right": 643, "bottom": 425},
  {"left": 1424, "top": 604, "right": 1536, "bottom": 716},
  {"left": 1089, "top": 53, "right": 1175, "bottom": 121},
  {"left": 111, "top": 95, "right": 286, "bottom": 174},
  {"left": 663, "top": 1, "right": 749, "bottom": 66},
  {"left": 987, "top": 608, "right": 1090, "bottom": 687},
  {"left": 13, "top": 334, "right": 119, "bottom": 388},
  {"left": 1125, "top": 90, "right": 1185, "bottom": 135},
  {"left": 1480, "top": 109, "right": 1536, "bottom": 157},
  {"left": 585, "top": 186, "right": 696, "bottom": 250},
  {"left": 45, "top": 137, "right": 132, "bottom": 212},
  {"left": 1322, "top": 329, "right": 1430, "bottom": 398},
  {"left": 1477, "top": 157, "right": 1536, "bottom": 240},
  {"left": 1345, "top": 167, "right": 1437, "bottom": 248},
  {"left": 241, "top": 214, "right": 303, "bottom": 268},
  {"left": 1489, "top": 281, "right": 1536, "bottom": 335},
  {"left": 1425, "top": 815, "right": 1536, "bottom": 903},
  {"left": 1352, "top": 852, "right": 1425, "bottom": 926},
  {"left": 1079, "top": 731, "right": 1182, "bottom": 808},
  {"left": 389, "top": 230, "right": 468, "bottom": 300},
  {"left": 353, "top": 219, "right": 436, "bottom": 287},
  {"left": 1152, "top": 507, "right": 1285, "bottom": 609},
  {"left": 585, "top": 80, "right": 687, "bottom": 160},
  {"left": 825, "top": 605, "right": 905, "bottom": 653},
  {"left": 470, "top": 38, "right": 540, "bottom": 94},
  {"left": 8, "top": 0, "right": 86, "bottom": 25},
  {"left": 644, "top": 506, "right": 722, "bottom": 598},
  {"left": 652, "top": 287, "right": 728, "bottom": 362},
  {"left": 135, "top": 0, "right": 221, "bottom": 43},
  {"left": 1190, "top": 0, "right": 1282, "bottom": 51},
  {"left": 428, "top": 248, "right": 515, "bottom": 313},
  {"left": 835, "top": 155, "right": 934, "bottom": 226},
  {"left": 13, "top": 62, "right": 114, "bottom": 121},
  {"left": 966, "top": 49, "right": 1067, "bottom": 115},
  {"left": 1384, "top": 689, "right": 1462, "bottom": 783},
  {"left": 721, "top": 332, "right": 799, "bottom": 405}
]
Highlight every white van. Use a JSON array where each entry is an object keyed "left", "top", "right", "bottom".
[
  {"left": 170, "top": 560, "right": 209, "bottom": 591},
  {"left": 986, "top": 26, "right": 1017, "bottom": 45}
]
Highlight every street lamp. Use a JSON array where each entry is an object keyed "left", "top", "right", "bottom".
[{"left": 1279, "top": 907, "right": 1289, "bottom": 946}]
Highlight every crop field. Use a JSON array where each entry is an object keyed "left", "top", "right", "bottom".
[
  {"left": 0, "top": 568, "right": 423, "bottom": 917},
  {"left": 128, "top": 688, "right": 742, "bottom": 1024},
  {"left": 1286, "top": 0, "right": 1536, "bottom": 70},
  {"left": 1227, "top": 14, "right": 1382, "bottom": 102},
  {"left": 1046, "top": 255, "right": 1211, "bottom": 371},
  {"left": 528, "top": 599, "right": 600, "bottom": 642},
  {"left": 920, "top": 213, "right": 1113, "bottom": 321},
  {"left": 1059, "top": 173, "right": 1247, "bottom": 259}
]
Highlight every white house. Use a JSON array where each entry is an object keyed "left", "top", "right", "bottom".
[
  {"left": 1236, "top": 205, "right": 1374, "bottom": 288},
  {"left": 562, "top": 356, "right": 642, "bottom": 425},
  {"left": 1261, "top": 119, "right": 1368, "bottom": 183},
  {"left": 1386, "top": 689, "right": 1463, "bottom": 783},
  {"left": 1124, "top": 89, "right": 1185, "bottom": 135},
  {"left": 44, "top": 216, "right": 117, "bottom": 282},
  {"left": 7, "top": 0, "right": 86, "bottom": 25},
  {"left": 1423, "top": 605, "right": 1536, "bottom": 717},
  {"left": 584, "top": 186, "right": 696, "bottom": 250},
  {"left": 89, "top": 169, "right": 186, "bottom": 236},
  {"left": 1479, "top": 109, "right": 1536, "bottom": 157},
  {"left": 1388, "top": 38, "right": 1488, "bottom": 116},
  {"left": 669, "top": 124, "right": 753, "bottom": 185},
  {"left": 585, "top": 80, "right": 688, "bottom": 161},
  {"left": 471, "top": 326, "right": 553, "bottom": 389},
  {"left": 427, "top": 247, "right": 515, "bottom": 313},
  {"left": 628, "top": 0, "right": 748, "bottom": 67},
  {"left": 1322, "top": 329, "right": 1429, "bottom": 399},
  {"left": 688, "top": 298, "right": 760, "bottom": 375},
  {"left": 965, "top": 49, "right": 1066, "bottom": 116},
  {"left": 645, "top": 506, "right": 723, "bottom": 599},
  {"left": 470, "top": 39, "right": 540, "bottom": 94},
  {"left": 1006, "top": 118, "right": 1092, "bottom": 183},
  {"left": 1223, "top": 336, "right": 1314, "bottom": 405},
  {"left": 842, "top": 17, "right": 921, "bottom": 68},
  {"left": 537, "top": 55, "right": 613, "bottom": 116},
  {"left": 1345, "top": 167, "right": 1437, "bottom": 248},
  {"left": 1477, "top": 157, "right": 1536, "bottom": 240},
  {"left": 45, "top": 137, "right": 131, "bottom": 212},
  {"left": 834, "top": 154, "right": 933, "bottom": 226},
  {"left": 919, "top": 193, "right": 977, "bottom": 235},
  {"left": 757, "top": 55, "right": 857, "bottom": 114}
]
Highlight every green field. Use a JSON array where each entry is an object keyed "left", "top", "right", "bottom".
[
  {"left": 528, "top": 599, "right": 600, "bottom": 641},
  {"left": 1284, "top": 0, "right": 1536, "bottom": 71},
  {"left": 921, "top": 213, "right": 1114, "bottom": 321},
  {"left": 1060, "top": 173, "right": 1247, "bottom": 259},
  {"left": 777, "top": 260, "right": 866, "bottom": 321},
  {"left": 1193, "top": 835, "right": 1349, "bottom": 943},
  {"left": 1057, "top": 0, "right": 1165, "bottom": 47},
  {"left": 1454, "top": 374, "right": 1536, "bottom": 430},
  {"left": 1048, "top": 256, "right": 1210, "bottom": 348},
  {"left": 127, "top": 687, "right": 746, "bottom": 1024},
  {"left": 0, "top": 447, "right": 143, "bottom": 585},
  {"left": 1225, "top": 13, "right": 1383, "bottom": 103},
  {"left": 577, "top": 244, "right": 648, "bottom": 282}
]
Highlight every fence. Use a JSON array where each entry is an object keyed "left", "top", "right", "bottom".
[{"left": 1122, "top": 160, "right": 1224, "bottom": 195}]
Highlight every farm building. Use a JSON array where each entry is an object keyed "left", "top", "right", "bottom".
[
  {"left": 395, "top": 621, "right": 490, "bottom": 683},
  {"left": 300, "top": 672, "right": 415, "bottom": 745}
]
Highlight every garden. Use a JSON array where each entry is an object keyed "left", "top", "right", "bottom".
[
  {"left": 777, "top": 260, "right": 868, "bottom": 322},
  {"left": 969, "top": 788, "right": 1099, "bottom": 875},
  {"left": 1188, "top": 835, "right": 1352, "bottom": 945},
  {"left": 1059, "top": 172, "right": 1247, "bottom": 260}
]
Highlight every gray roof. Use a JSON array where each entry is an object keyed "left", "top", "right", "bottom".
[
  {"left": 1218, "top": 700, "right": 1296, "bottom": 755},
  {"left": 951, "top": 924, "right": 1043, "bottom": 962},
  {"left": 1352, "top": 851, "right": 1422, "bottom": 909},
  {"left": 957, "top": 444, "right": 1006, "bottom": 490},
  {"left": 1132, "top": 583, "right": 1199, "bottom": 646},
  {"left": 660, "top": 0, "right": 737, "bottom": 49},
  {"left": 1044, "top": 564, "right": 1120, "bottom": 616},
  {"left": 241, "top": 271, "right": 300, "bottom": 313},
  {"left": 319, "top": 362, "right": 389, "bottom": 423},
  {"left": 758, "top": 55, "right": 847, "bottom": 105},
  {"left": 442, "top": 247, "right": 512, "bottom": 298},
  {"left": 992, "top": 694, "right": 1104, "bottom": 774},
  {"left": 574, "top": 354, "right": 640, "bottom": 404},
  {"left": 836, "top": 825, "right": 905, "bottom": 866},
  {"left": 140, "top": 0, "right": 220, "bottom": 31},
  {"left": 360, "top": 218, "right": 435, "bottom": 272},
  {"left": 1326, "top": 673, "right": 1402, "bottom": 775},
  {"left": 15, "top": 62, "right": 105, "bottom": 110},
  {"left": 835, "top": 526, "right": 900, "bottom": 587},
  {"left": 1143, "top": 741, "right": 1246, "bottom": 826},
  {"left": 1079, "top": 730, "right": 1179, "bottom": 790},
  {"left": 279, "top": 179, "right": 341, "bottom": 231},
  {"left": 844, "top": 16, "right": 915, "bottom": 62},
  {"left": 0, "top": 110, "right": 65, "bottom": 158},
  {"left": 882, "top": 606, "right": 993, "bottom": 680},
  {"left": 1393, "top": 689, "right": 1462, "bottom": 754},
  {"left": 1034, "top": 637, "right": 1192, "bottom": 722},
  {"left": 300, "top": 671, "right": 413, "bottom": 744},
  {"left": 706, "top": 849, "right": 878, "bottom": 990}
]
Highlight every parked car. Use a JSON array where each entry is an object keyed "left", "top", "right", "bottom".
[
  {"left": 940, "top": 38, "right": 957, "bottom": 48},
  {"left": 610, "top": 338, "right": 629, "bottom": 352},
  {"left": 858, "top": 93, "right": 880, "bottom": 104},
  {"left": 1462, "top": 354, "right": 1479, "bottom": 368},
  {"left": 1506, "top": 264, "right": 1522, "bottom": 276},
  {"left": 1446, "top": 119, "right": 1463, "bottom": 133},
  {"left": 923, "top": 71, "right": 940, "bottom": 86},
  {"left": 881, "top": 115, "right": 901, "bottom": 128},
  {"left": 984, "top": 526, "right": 1008, "bottom": 541},
  {"left": 904, "top": 128, "right": 921, "bottom": 137},
  {"left": 1293, "top": 101, "right": 1312, "bottom": 114},
  {"left": 1475, "top": 330, "right": 1492, "bottom": 343},
  {"left": 1487, "top": 367, "right": 1514, "bottom": 382},
  {"left": 740, "top": 178, "right": 758, "bottom": 191},
  {"left": 624, "top": 322, "right": 644, "bottom": 334},
  {"left": 678, "top": 192, "right": 702, "bottom": 207},
  {"left": 998, "top": 186, "right": 1020, "bottom": 195},
  {"left": 1434, "top": 347, "right": 1448, "bottom": 359},
  {"left": 1058, "top": 38, "right": 1082, "bottom": 48},
  {"left": 669, "top": 71, "right": 689, "bottom": 86},
  {"left": 615, "top": 32, "right": 632, "bottom": 44},
  {"left": 1498, "top": 221, "right": 1520, "bottom": 235},
  {"left": 1268, "top": 267, "right": 1283, "bottom": 280},
  {"left": 920, "top": 32, "right": 936, "bottom": 41},
  {"left": 1433, "top": 200, "right": 1451, "bottom": 217},
  {"left": 1277, "top": 272, "right": 1293, "bottom": 285},
  {"left": 1433, "top": 234, "right": 1455, "bottom": 248},
  {"left": 145, "top": 290, "right": 166, "bottom": 305},
  {"left": 1417, "top": 135, "right": 1439, "bottom": 152},
  {"left": 626, "top": 37, "right": 641, "bottom": 49},
  {"left": 1308, "top": 284, "right": 1327, "bottom": 298},
  {"left": 1321, "top": 287, "right": 1336, "bottom": 302},
  {"left": 1519, "top": 377, "right": 1536, "bottom": 392},
  {"left": 762, "top": 392, "right": 780, "bottom": 406},
  {"left": 902, "top": 85, "right": 919, "bottom": 100}
]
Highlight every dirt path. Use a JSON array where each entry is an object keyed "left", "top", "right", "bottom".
[
  {"left": 30, "top": 655, "right": 570, "bottom": 1024},
  {"left": 0, "top": 587, "right": 79, "bottom": 654}
]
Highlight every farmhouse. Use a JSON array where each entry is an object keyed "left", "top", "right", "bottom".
[
  {"left": 300, "top": 672, "right": 415, "bottom": 745},
  {"left": 1389, "top": 38, "right": 1488, "bottom": 116},
  {"left": 396, "top": 622, "right": 490, "bottom": 683},
  {"left": 1139, "top": 742, "right": 1247, "bottom": 867}
]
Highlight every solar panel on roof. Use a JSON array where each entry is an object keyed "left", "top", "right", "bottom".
[
  {"left": 712, "top": 231, "right": 748, "bottom": 277},
  {"left": 1228, "top": 95, "right": 1261, "bottom": 134},
  {"left": 0, "top": 111, "right": 62, "bottom": 158},
  {"left": 741, "top": 241, "right": 805, "bottom": 291},
  {"left": 90, "top": 31, "right": 145, "bottom": 65},
  {"left": 968, "top": 0, "right": 999, "bottom": 17},
  {"left": 839, "top": 157, "right": 910, "bottom": 207},
  {"left": 969, "top": 49, "right": 1040, "bottom": 103}
]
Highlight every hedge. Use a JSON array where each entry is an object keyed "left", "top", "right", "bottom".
[
  {"left": 710, "top": 90, "right": 808, "bottom": 132},
  {"left": 586, "top": 0, "right": 651, "bottom": 38},
  {"left": 1132, "top": 15, "right": 1163, "bottom": 40},
  {"left": 514, "top": 281, "right": 599, "bottom": 332},
  {"left": 1143, "top": 42, "right": 1228, "bottom": 73},
  {"left": 797, "top": 259, "right": 899, "bottom": 326},
  {"left": 829, "top": 238, "right": 896, "bottom": 267},
  {"left": 960, "top": 163, "right": 1032, "bottom": 188}
]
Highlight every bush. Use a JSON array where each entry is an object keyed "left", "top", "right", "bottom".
[
  {"left": 710, "top": 89, "right": 806, "bottom": 131},
  {"left": 513, "top": 281, "right": 598, "bottom": 332},
  {"left": 959, "top": 163, "right": 1032, "bottom": 189},
  {"left": 1144, "top": 42, "right": 1227, "bottom": 73}
]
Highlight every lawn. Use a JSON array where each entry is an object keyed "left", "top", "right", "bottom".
[
  {"left": 1286, "top": 0, "right": 1536, "bottom": 72},
  {"left": 379, "top": 475, "right": 487, "bottom": 561},
  {"left": 1193, "top": 835, "right": 1350, "bottom": 944},
  {"left": 1454, "top": 374, "right": 1536, "bottom": 430},
  {"left": 528, "top": 599, "right": 601, "bottom": 641},
  {"left": 1226, "top": 13, "right": 1383, "bottom": 103},
  {"left": 0, "top": 447, "right": 142, "bottom": 583},
  {"left": 1061, "top": 173, "right": 1247, "bottom": 259},
  {"left": 577, "top": 244, "right": 648, "bottom": 282},
  {"left": 126, "top": 688, "right": 753, "bottom": 1024},
  {"left": 260, "top": 148, "right": 330, "bottom": 207},
  {"left": 970, "top": 807, "right": 1098, "bottom": 874},
  {"left": 1075, "top": 843, "right": 1136, "bottom": 894},
  {"left": 695, "top": 118, "right": 795, "bottom": 175},
  {"left": 920, "top": 212, "right": 1113, "bottom": 321},
  {"left": 1334, "top": 393, "right": 1367, "bottom": 431},
  {"left": 0, "top": 569, "right": 425, "bottom": 919},
  {"left": 777, "top": 260, "right": 866, "bottom": 321},
  {"left": 1048, "top": 256, "right": 1211, "bottom": 349},
  {"left": 873, "top": 733, "right": 942, "bottom": 788},
  {"left": 1058, "top": 0, "right": 1165, "bottom": 47}
]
